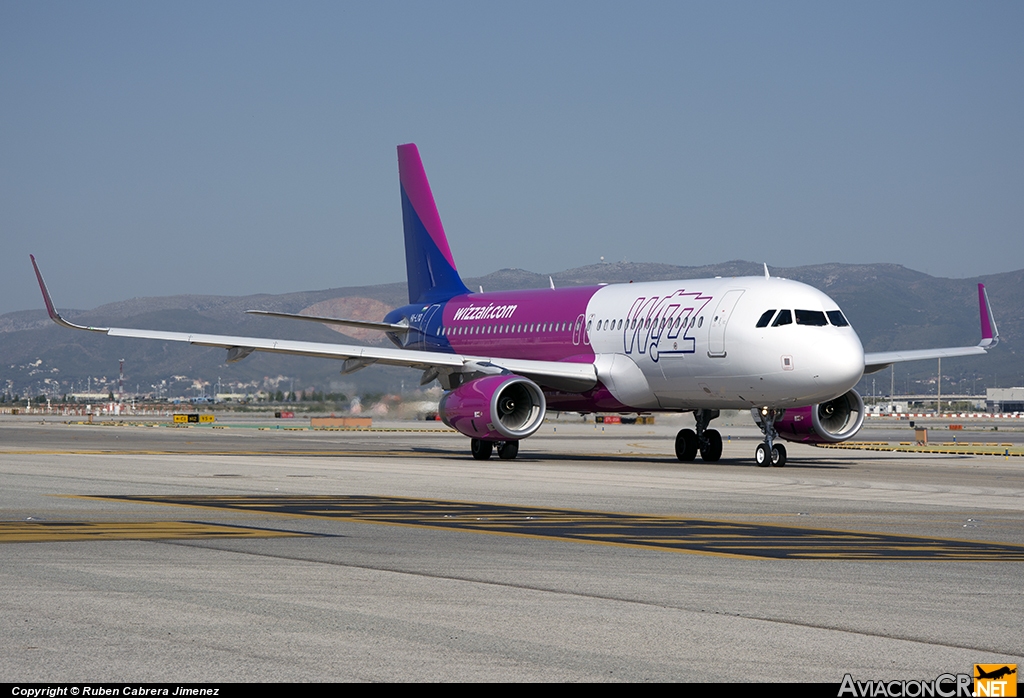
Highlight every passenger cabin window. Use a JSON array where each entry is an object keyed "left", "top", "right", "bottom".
[
  {"left": 827, "top": 310, "right": 849, "bottom": 327},
  {"left": 772, "top": 309, "right": 792, "bottom": 327},
  {"left": 795, "top": 310, "right": 828, "bottom": 326},
  {"left": 756, "top": 310, "right": 777, "bottom": 328}
]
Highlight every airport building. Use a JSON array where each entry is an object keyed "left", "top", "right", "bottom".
[{"left": 986, "top": 387, "right": 1024, "bottom": 413}]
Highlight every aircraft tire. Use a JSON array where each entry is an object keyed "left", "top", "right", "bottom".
[
  {"left": 755, "top": 443, "right": 770, "bottom": 467},
  {"left": 675, "top": 429, "right": 698, "bottom": 462},
  {"left": 771, "top": 443, "right": 787, "bottom": 467},
  {"left": 497, "top": 440, "right": 519, "bottom": 460},
  {"left": 700, "top": 429, "right": 723, "bottom": 462},
  {"left": 471, "top": 439, "right": 493, "bottom": 460}
]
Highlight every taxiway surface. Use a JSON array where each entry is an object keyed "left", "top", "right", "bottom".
[{"left": 1, "top": 415, "right": 1021, "bottom": 681}]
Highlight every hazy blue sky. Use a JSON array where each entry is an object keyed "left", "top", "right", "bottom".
[{"left": 2, "top": 2, "right": 1022, "bottom": 315}]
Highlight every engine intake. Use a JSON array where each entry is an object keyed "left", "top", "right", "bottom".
[
  {"left": 439, "top": 374, "right": 546, "bottom": 441},
  {"left": 770, "top": 389, "right": 865, "bottom": 444}
]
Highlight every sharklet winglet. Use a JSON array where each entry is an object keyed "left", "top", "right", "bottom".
[
  {"left": 30, "top": 255, "right": 109, "bottom": 333},
  {"left": 863, "top": 282, "right": 1001, "bottom": 373},
  {"left": 978, "top": 283, "right": 999, "bottom": 347}
]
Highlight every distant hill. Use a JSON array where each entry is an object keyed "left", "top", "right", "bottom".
[{"left": 2, "top": 262, "right": 1019, "bottom": 401}]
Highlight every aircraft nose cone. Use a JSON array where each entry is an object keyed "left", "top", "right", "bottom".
[{"left": 814, "top": 332, "right": 865, "bottom": 394}]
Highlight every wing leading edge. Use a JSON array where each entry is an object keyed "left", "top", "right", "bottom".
[
  {"left": 30, "top": 255, "right": 597, "bottom": 393},
  {"left": 862, "top": 283, "right": 999, "bottom": 374}
]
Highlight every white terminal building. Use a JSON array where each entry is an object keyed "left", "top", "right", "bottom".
[{"left": 986, "top": 388, "right": 1024, "bottom": 414}]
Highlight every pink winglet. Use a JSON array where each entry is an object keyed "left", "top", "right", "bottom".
[
  {"left": 29, "top": 254, "right": 106, "bottom": 332},
  {"left": 397, "top": 143, "right": 458, "bottom": 269},
  {"left": 30, "top": 254, "right": 60, "bottom": 321},
  {"left": 978, "top": 283, "right": 993, "bottom": 340}
]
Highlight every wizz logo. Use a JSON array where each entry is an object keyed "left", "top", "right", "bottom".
[{"left": 622, "top": 290, "right": 712, "bottom": 362}]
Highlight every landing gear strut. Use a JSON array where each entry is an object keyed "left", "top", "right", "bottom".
[
  {"left": 754, "top": 407, "right": 787, "bottom": 467},
  {"left": 675, "top": 409, "right": 722, "bottom": 462}
]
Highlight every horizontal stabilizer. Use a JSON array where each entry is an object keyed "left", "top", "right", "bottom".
[{"left": 246, "top": 310, "right": 409, "bottom": 334}]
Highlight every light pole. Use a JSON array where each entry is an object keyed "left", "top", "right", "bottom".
[{"left": 890, "top": 364, "right": 895, "bottom": 414}]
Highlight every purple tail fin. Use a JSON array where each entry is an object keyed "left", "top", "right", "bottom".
[{"left": 398, "top": 144, "right": 470, "bottom": 304}]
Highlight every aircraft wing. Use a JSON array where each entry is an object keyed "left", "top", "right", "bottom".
[
  {"left": 31, "top": 256, "right": 597, "bottom": 392},
  {"left": 862, "top": 283, "right": 999, "bottom": 374}
]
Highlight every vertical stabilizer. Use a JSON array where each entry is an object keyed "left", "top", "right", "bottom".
[{"left": 398, "top": 144, "right": 470, "bottom": 304}]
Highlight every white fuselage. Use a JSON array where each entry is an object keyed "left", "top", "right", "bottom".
[{"left": 582, "top": 276, "right": 865, "bottom": 411}]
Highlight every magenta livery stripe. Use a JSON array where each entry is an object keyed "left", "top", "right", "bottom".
[
  {"left": 398, "top": 144, "right": 458, "bottom": 270},
  {"left": 441, "top": 286, "right": 601, "bottom": 362}
]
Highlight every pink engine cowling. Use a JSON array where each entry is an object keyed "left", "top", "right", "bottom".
[
  {"left": 767, "top": 389, "right": 865, "bottom": 444},
  {"left": 439, "top": 374, "right": 546, "bottom": 441}
]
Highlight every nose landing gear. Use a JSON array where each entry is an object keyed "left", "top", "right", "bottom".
[{"left": 754, "top": 407, "right": 786, "bottom": 467}]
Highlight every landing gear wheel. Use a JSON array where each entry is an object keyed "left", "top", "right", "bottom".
[
  {"left": 755, "top": 443, "right": 770, "bottom": 467},
  {"left": 753, "top": 407, "right": 786, "bottom": 468},
  {"left": 471, "top": 439, "right": 493, "bottom": 460},
  {"left": 496, "top": 440, "right": 519, "bottom": 460},
  {"left": 699, "top": 429, "right": 723, "bottom": 462},
  {"left": 675, "top": 429, "right": 698, "bottom": 462},
  {"left": 771, "top": 443, "right": 787, "bottom": 467}
]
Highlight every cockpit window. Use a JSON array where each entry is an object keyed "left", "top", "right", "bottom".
[
  {"left": 772, "top": 309, "right": 792, "bottom": 327},
  {"left": 756, "top": 310, "right": 776, "bottom": 328},
  {"left": 827, "top": 310, "right": 849, "bottom": 327},
  {"left": 795, "top": 309, "right": 828, "bottom": 326}
]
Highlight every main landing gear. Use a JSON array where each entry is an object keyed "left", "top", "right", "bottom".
[
  {"left": 754, "top": 407, "right": 786, "bottom": 467},
  {"left": 470, "top": 439, "right": 519, "bottom": 461},
  {"left": 675, "top": 407, "right": 787, "bottom": 467},
  {"left": 675, "top": 409, "right": 722, "bottom": 462}
]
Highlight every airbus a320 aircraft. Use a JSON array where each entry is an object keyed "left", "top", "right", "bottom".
[{"left": 31, "top": 144, "right": 1000, "bottom": 466}]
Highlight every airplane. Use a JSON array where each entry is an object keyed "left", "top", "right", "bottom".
[
  {"left": 975, "top": 666, "right": 1016, "bottom": 681},
  {"left": 30, "top": 143, "right": 1000, "bottom": 466}
]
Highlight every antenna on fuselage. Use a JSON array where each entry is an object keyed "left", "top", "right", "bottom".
[{"left": 763, "top": 263, "right": 770, "bottom": 279}]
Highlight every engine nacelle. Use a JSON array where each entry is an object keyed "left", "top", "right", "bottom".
[
  {"left": 438, "top": 374, "right": 546, "bottom": 441},
  {"left": 768, "top": 389, "right": 865, "bottom": 444}
]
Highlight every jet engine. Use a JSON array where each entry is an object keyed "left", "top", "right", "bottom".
[
  {"left": 439, "top": 374, "right": 546, "bottom": 441},
  {"left": 768, "top": 389, "right": 865, "bottom": 444}
]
